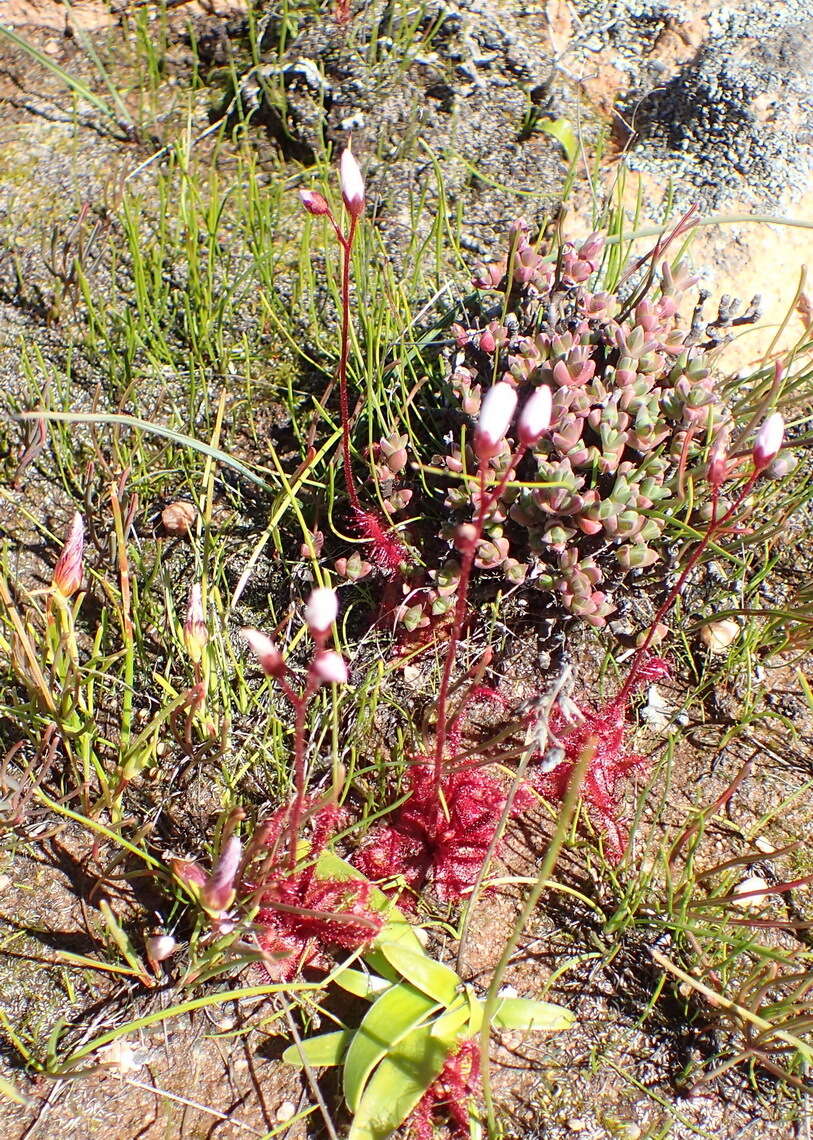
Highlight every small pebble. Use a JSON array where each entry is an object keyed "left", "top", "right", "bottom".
[
  {"left": 275, "top": 1101, "right": 297, "bottom": 1123},
  {"left": 161, "top": 501, "right": 196, "bottom": 536},
  {"left": 732, "top": 875, "right": 771, "bottom": 909},
  {"left": 43, "top": 39, "right": 60, "bottom": 55},
  {"left": 700, "top": 618, "right": 739, "bottom": 653}
]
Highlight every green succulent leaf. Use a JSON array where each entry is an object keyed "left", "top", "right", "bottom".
[
  {"left": 492, "top": 996, "right": 575, "bottom": 1032},
  {"left": 347, "top": 1006, "right": 467, "bottom": 1140},
  {"left": 343, "top": 983, "right": 440, "bottom": 1112},
  {"left": 282, "top": 1029, "right": 354, "bottom": 1069},
  {"left": 377, "top": 942, "right": 461, "bottom": 1005}
]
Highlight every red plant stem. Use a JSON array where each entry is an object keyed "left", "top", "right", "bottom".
[
  {"left": 620, "top": 466, "right": 760, "bottom": 703},
  {"left": 338, "top": 216, "right": 361, "bottom": 513},
  {"left": 433, "top": 444, "right": 527, "bottom": 792},
  {"left": 286, "top": 676, "right": 317, "bottom": 871}
]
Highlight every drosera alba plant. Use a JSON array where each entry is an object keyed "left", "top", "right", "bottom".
[
  {"left": 529, "top": 409, "right": 789, "bottom": 862},
  {"left": 237, "top": 586, "right": 387, "bottom": 980},
  {"left": 300, "top": 145, "right": 409, "bottom": 575},
  {"left": 356, "top": 386, "right": 551, "bottom": 903}
]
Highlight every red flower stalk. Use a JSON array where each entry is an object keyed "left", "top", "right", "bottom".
[
  {"left": 249, "top": 799, "right": 384, "bottom": 981},
  {"left": 355, "top": 762, "right": 532, "bottom": 904},
  {"left": 407, "top": 1038, "right": 481, "bottom": 1140},
  {"left": 300, "top": 151, "right": 412, "bottom": 579},
  {"left": 532, "top": 656, "right": 669, "bottom": 863}
]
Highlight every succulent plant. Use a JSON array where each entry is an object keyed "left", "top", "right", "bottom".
[{"left": 439, "top": 219, "right": 738, "bottom": 625}]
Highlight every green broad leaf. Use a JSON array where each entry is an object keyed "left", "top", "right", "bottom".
[
  {"left": 333, "top": 968, "right": 392, "bottom": 1001},
  {"left": 343, "top": 984, "right": 440, "bottom": 1113},
  {"left": 282, "top": 1029, "right": 354, "bottom": 1068},
  {"left": 360, "top": 947, "right": 401, "bottom": 983},
  {"left": 430, "top": 996, "right": 470, "bottom": 1039},
  {"left": 377, "top": 942, "right": 461, "bottom": 1006},
  {"left": 493, "top": 996, "right": 575, "bottom": 1032},
  {"left": 536, "top": 117, "right": 578, "bottom": 163},
  {"left": 348, "top": 1016, "right": 461, "bottom": 1140}
]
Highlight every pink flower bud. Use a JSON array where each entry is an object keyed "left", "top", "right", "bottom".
[
  {"left": 304, "top": 587, "right": 338, "bottom": 635},
  {"left": 52, "top": 512, "right": 84, "bottom": 598},
  {"left": 479, "top": 328, "right": 496, "bottom": 354},
  {"left": 473, "top": 382, "right": 518, "bottom": 462},
  {"left": 339, "top": 143, "right": 365, "bottom": 218},
  {"left": 146, "top": 934, "right": 177, "bottom": 965},
  {"left": 753, "top": 412, "right": 784, "bottom": 471},
  {"left": 183, "top": 583, "right": 208, "bottom": 663},
  {"left": 170, "top": 857, "right": 207, "bottom": 891},
  {"left": 202, "top": 835, "right": 241, "bottom": 913},
  {"left": 241, "top": 628, "right": 286, "bottom": 678},
  {"left": 311, "top": 649, "right": 348, "bottom": 685},
  {"left": 453, "top": 523, "right": 478, "bottom": 553},
  {"left": 706, "top": 440, "right": 729, "bottom": 488},
  {"left": 517, "top": 385, "right": 552, "bottom": 446},
  {"left": 299, "top": 189, "right": 330, "bottom": 216}
]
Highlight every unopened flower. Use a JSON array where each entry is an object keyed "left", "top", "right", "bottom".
[
  {"left": 202, "top": 835, "right": 241, "bottom": 914},
  {"left": 473, "top": 382, "right": 518, "bottom": 462},
  {"left": 97, "top": 1039, "right": 146, "bottom": 1077},
  {"left": 453, "top": 523, "right": 478, "bottom": 554},
  {"left": 146, "top": 934, "right": 177, "bottom": 965},
  {"left": 339, "top": 143, "right": 365, "bottom": 218},
  {"left": 183, "top": 583, "right": 208, "bottom": 663},
  {"left": 706, "top": 438, "right": 729, "bottom": 488},
  {"left": 304, "top": 587, "right": 338, "bottom": 636},
  {"left": 170, "top": 857, "right": 207, "bottom": 897},
  {"left": 311, "top": 649, "right": 348, "bottom": 685},
  {"left": 241, "top": 628, "right": 286, "bottom": 679},
  {"left": 299, "top": 189, "right": 331, "bottom": 216},
  {"left": 52, "top": 512, "right": 84, "bottom": 598},
  {"left": 753, "top": 412, "right": 784, "bottom": 471},
  {"left": 517, "top": 384, "right": 552, "bottom": 446}
]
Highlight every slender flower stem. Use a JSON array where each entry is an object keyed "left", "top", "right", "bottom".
[
  {"left": 338, "top": 217, "right": 361, "bottom": 513},
  {"left": 620, "top": 469, "right": 759, "bottom": 703},
  {"left": 433, "top": 466, "right": 487, "bottom": 790},
  {"left": 272, "top": 671, "right": 317, "bottom": 871},
  {"left": 433, "top": 444, "right": 527, "bottom": 791}
]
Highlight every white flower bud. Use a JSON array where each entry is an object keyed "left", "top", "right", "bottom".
[
  {"left": 305, "top": 587, "right": 338, "bottom": 635},
  {"left": 517, "top": 385, "right": 552, "bottom": 446},
  {"left": 753, "top": 412, "right": 784, "bottom": 470},
  {"left": 311, "top": 649, "right": 349, "bottom": 685},
  {"left": 339, "top": 144, "right": 365, "bottom": 218},
  {"left": 473, "top": 382, "right": 518, "bottom": 461},
  {"left": 241, "top": 628, "right": 286, "bottom": 678},
  {"left": 146, "top": 934, "right": 177, "bottom": 964}
]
